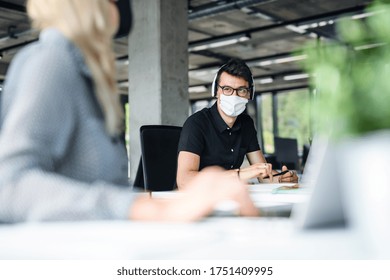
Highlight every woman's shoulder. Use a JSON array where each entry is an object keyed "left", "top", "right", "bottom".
[{"left": 13, "top": 29, "right": 81, "bottom": 76}]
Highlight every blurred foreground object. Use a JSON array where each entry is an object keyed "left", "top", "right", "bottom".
[
  {"left": 304, "top": 0, "right": 390, "bottom": 138},
  {"left": 303, "top": 0, "right": 390, "bottom": 258}
]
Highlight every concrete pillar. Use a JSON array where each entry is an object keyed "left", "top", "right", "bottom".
[{"left": 128, "top": 0, "right": 189, "bottom": 180}]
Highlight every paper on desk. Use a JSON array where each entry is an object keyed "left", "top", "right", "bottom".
[
  {"left": 248, "top": 183, "right": 296, "bottom": 193},
  {"left": 271, "top": 184, "right": 306, "bottom": 194},
  {"left": 249, "top": 183, "right": 310, "bottom": 205}
]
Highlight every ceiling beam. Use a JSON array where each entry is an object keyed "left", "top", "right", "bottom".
[
  {"left": 189, "top": 51, "right": 295, "bottom": 71},
  {"left": 190, "top": 69, "right": 306, "bottom": 87},
  {"left": 0, "top": 39, "right": 37, "bottom": 53},
  {"left": 254, "top": 84, "right": 308, "bottom": 95},
  {"left": 189, "top": 0, "right": 276, "bottom": 21},
  {"left": 189, "top": 4, "right": 368, "bottom": 48},
  {"left": 0, "top": 1, "right": 26, "bottom": 13}
]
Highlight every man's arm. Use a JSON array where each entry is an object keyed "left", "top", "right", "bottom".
[
  {"left": 246, "top": 150, "right": 298, "bottom": 183},
  {"left": 246, "top": 150, "right": 267, "bottom": 165},
  {"left": 245, "top": 150, "right": 280, "bottom": 182},
  {"left": 176, "top": 151, "right": 241, "bottom": 190},
  {"left": 176, "top": 151, "right": 201, "bottom": 190},
  {"left": 240, "top": 150, "right": 273, "bottom": 182}
]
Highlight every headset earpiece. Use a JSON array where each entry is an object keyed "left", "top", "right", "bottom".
[
  {"left": 250, "top": 76, "right": 255, "bottom": 100},
  {"left": 211, "top": 72, "right": 218, "bottom": 98}
]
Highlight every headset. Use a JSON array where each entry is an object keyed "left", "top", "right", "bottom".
[{"left": 211, "top": 65, "right": 255, "bottom": 100}]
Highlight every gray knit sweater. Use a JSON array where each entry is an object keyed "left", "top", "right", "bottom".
[{"left": 0, "top": 28, "right": 135, "bottom": 222}]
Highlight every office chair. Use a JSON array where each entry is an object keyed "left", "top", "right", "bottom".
[
  {"left": 133, "top": 157, "right": 144, "bottom": 190},
  {"left": 273, "top": 136, "right": 300, "bottom": 171},
  {"left": 138, "top": 125, "right": 182, "bottom": 192}
]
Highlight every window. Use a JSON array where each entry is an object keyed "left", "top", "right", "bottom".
[
  {"left": 276, "top": 89, "right": 311, "bottom": 154},
  {"left": 259, "top": 93, "right": 274, "bottom": 154},
  {"left": 191, "top": 99, "right": 215, "bottom": 114}
]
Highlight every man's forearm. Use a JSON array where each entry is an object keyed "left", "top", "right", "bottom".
[{"left": 177, "top": 170, "right": 199, "bottom": 190}]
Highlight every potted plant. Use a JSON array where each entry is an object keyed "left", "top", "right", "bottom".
[
  {"left": 304, "top": 0, "right": 390, "bottom": 138},
  {"left": 303, "top": 0, "right": 390, "bottom": 258}
]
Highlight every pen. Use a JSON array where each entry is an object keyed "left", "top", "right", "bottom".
[{"left": 263, "top": 170, "right": 289, "bottom": 179}]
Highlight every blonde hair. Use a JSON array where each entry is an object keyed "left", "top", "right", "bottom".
[{"left": 27, "top": 0, "right": 123, "bottom": 136}]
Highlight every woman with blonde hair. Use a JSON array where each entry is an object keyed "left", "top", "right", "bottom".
[{"left": 0, "top": 0, "right": 258, "bottom": 222}]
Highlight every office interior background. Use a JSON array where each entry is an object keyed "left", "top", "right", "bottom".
[
  {"left": 3, "top": 0, "right": 390, "bottom": 264},
  {"left": 0, "top": 0, "right": 371, "bottom": 174}
]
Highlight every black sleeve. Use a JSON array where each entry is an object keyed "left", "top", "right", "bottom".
[
  {"left": 177, "top": 113, "right": 205, "bottom": 156},
  {"left": 245, "top": 116, "right": 261, "bottom": 153}
]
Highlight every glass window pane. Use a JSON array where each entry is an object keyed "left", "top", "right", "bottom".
[
  {"left": 276, "top": 89, "right": 311, "bottom": 154},
  {"left": 260, "top": 93, "right": 274, "bottom": 154},
  {"left": 191, "top": 99, "right": 215, "bottom": 114}
]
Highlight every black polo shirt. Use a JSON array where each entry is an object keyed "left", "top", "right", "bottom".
[{"left": 178, "top": 102, "right": 260, "bottom": 170}]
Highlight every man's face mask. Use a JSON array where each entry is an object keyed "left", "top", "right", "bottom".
[
  {"left": 115, "top": 0, "right": 133, "bottom": 38},
  {"left": 219, "top": 94, "right": 248, "bottom": 117}
]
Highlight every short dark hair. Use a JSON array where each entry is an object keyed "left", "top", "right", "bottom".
[{"left": 215, "top": 58, "right": 253, "bottom": 93}]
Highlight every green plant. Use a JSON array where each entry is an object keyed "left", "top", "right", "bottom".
[{"left": 303, "top": 0, "right": 390, "bottom": 139}]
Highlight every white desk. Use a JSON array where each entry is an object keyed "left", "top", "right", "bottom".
[
  {"left": 248, "top": 183, "right": 309, "bottom": 216},
  {"left": 0, "top": 184, "right": 373, "bottom": 260},
  {"left": 152, "top": 183, "right": 310, "bottom": 217},
  {"left": 0, "top": 218, "right": 369, "bottom": 260}
]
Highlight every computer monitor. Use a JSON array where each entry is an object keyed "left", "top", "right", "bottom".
[{"left": 292, "top": 137, "right": 347, "bottom": 229}]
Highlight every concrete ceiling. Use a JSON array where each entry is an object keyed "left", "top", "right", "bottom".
[{"left": 0, "top": 0, "right": 372, "bottom": 99}]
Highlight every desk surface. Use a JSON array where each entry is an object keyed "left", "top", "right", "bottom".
[
  {"left": 152, "top": 183, "right": 310, "bottom": 217},
  {"left": 0, "top": 217, "right": 370, "bottom": 260},
  {"left": 0, "top": 184, "right": 371, "bottom": 260}
]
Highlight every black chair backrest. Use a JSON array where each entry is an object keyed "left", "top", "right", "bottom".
[
  {"left": 274, "top": 136, "right": 300, "bottom": 171},
  {"left": 133, "top": 157, "right": 144, "bottom": 190},
  {"left": 139, "top": 125, "right": 182, "bottom": 191}
]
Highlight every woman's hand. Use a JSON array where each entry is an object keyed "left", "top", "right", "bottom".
[{"left": 130, "top": 166, "right": 259, "bottom": 221}]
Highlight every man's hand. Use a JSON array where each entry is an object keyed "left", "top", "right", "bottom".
[
  {"left": 279, "top": 165, "right": 299, "bottom": 183},
  {"left": 238, "top": 163, "right": 273, "bottom": 182}
]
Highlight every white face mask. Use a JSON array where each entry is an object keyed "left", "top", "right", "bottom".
[{"left": 219, "top": 94, "right": 248, "bottom": 117}]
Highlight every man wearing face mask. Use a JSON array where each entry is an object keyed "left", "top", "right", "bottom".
[{"left": 177, "top": 58, "right": 298, "bottom": 189}]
